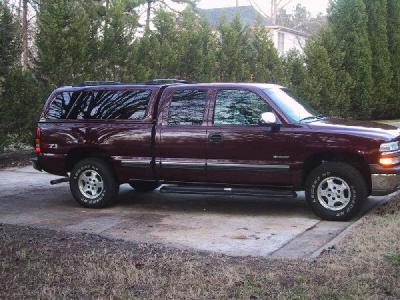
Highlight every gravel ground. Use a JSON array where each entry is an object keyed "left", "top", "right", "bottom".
[{"left": 0, "top": 195, "right": 399, "bottom": 299}]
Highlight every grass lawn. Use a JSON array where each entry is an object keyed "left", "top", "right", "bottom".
[{"left": 0, "top": 195, "right": 399, "bottom": 299}]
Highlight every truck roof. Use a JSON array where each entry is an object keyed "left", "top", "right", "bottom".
[{"left": 54, "top": 82, "right": 283, "bottom": 93}]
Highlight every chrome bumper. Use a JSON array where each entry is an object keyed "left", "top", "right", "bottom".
[{"left": 371, "top": 173, "right": 400, "bottom": 196}]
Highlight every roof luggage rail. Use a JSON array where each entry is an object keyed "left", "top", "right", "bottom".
[
  {"left": 145, "top": 79, "right": 191, "bottom": 85},
  {"left": 78, "top": 81, "right": 122, "bottom": 86}
]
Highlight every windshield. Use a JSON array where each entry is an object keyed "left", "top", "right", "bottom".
[{"left": 263, "top": 88, "right": 321, "bottom": 123}]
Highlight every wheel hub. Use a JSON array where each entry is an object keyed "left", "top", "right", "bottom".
[
  {"left": 317, "top": 176, "right": 351, "bottom": 211},
  {"left": 78, "top": 169, "right": 104, "bottom": 199}
]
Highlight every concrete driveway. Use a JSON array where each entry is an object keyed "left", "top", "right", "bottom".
[{"left": 0, "top": 166, "right": 386, "bottom": 258}]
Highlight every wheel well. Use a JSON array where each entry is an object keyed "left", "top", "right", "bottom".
[
  {"left": 303, "top": 152, "right": 371, "bottom": 194},
  {"left": 66, "top": 148, "right": 114, "bottom": 173}
]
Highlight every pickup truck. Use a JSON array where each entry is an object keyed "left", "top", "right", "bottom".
[{"left": 32, "top": 80, "right": 400, "bottom": 221}]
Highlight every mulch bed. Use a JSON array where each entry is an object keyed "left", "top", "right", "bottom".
[{"left": 0, "top": 150, "right": 33, "bottom": 169}]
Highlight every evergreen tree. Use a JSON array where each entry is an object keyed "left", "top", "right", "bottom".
[
  {"left": 250, "top": 18, "right": 283, "bottom": 83},
  {"left": 387, "top": 0, "right": 400, "bottom": 117},
  {"left": 329, "top": 0, "right": 373, "bottom": 119},
  {"left": 302, "top": 26, "right": 352, "bottom": 117},
  {"left": 129, "top": 32, "right": 161, "bottom": 82},
  {"left": 196, "top": 18, "right": 218, "bottom": 82},
  {"left": 175, "top": 8, "right": 205, "bottom": 81},
  {"left": 151, "top": 9, "right": 178, "bottom": 78},
  {"left": 100, "top": 0, "right": 141, "bottom": 81},
  {"left": 175, "top": 8, "right": 217, "bottom": 82},
  {"left": 0, "top": 2, "right": 20, "bottom": 90},
  {"left": 364, "top": 0, "right": 393, "bottom": 118},
  {"left": 217, "top": 15, "right": 252, "bottom": 81},
  {"left": 282, "top": 50, "right": 306, "bottom": 93},
  {"left": 36, "top": 0, "right": 97, "bottom": 87}
]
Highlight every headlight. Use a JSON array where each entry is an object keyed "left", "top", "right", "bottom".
[{"left": 380, "top": 141, "right": 399, "bottom": 153}]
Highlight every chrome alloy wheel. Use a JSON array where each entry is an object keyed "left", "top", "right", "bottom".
[
  {"left": 317, "top": 176, "right": 351, "bottom": 211},
  {"left": 78, "top": 169, "right": 104, "bottom": 199}
]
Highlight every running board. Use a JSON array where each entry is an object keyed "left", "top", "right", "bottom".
[{"left": 159, "top": 185, "right": 297, "bottom": 198}]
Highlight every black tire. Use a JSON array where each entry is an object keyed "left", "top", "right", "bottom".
[
  {"left": 305, "top": 162, "right": 367, "bottom": 221},
  {"left": 70, "top": 158, "right": 118, "bottom": 208},
  {"left": 129, "top": 182, "right": 159, "bottom": 192}
]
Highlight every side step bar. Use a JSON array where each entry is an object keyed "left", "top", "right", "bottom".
[
  {"left": 50, "top": 177, "right": 69, "bottom": 185},
  {"left": 159, "top": 185, "right": 297, "bottom": 199}
]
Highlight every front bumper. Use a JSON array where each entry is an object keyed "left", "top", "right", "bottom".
[
  {"left": 370, "top": 164, "right": 400, "bottom": 195},
  {"left": 31, "top": 156, "right": 42, "bottom": 172}
]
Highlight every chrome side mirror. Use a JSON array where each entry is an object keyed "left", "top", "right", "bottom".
[{"left": 260, "top": 112, "right": 278, "bottom": 125}]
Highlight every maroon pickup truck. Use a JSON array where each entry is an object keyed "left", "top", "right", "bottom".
[{"left": 32, "top": 80, "right": 400, "bottom": 221}]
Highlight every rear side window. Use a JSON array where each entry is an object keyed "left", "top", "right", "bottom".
[
  {"left": 214, "top": 89, "right": 272, "bottom": 125},
  {"left": 46, "top": 89, "right": 152, "bottom": 120},
  {"left": 46, "top": 92, "right": 78, "bottom": 119},
  {"left": 168, "top": 89, "right": 208, "bottom": 125}
]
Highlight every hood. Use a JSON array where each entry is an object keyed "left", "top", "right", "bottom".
[{"left": 308, "top": 118, "right": 400, "bottom": 141}]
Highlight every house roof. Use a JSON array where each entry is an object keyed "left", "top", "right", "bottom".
[
  {"left": 266, "top": 26, "right": 310, "bottom": 38},
  {"left": 199, "top": 5, "right": 273, "bottom": 27}
]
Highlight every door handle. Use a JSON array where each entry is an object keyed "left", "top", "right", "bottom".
[{"left": 208, "top": 132, "right": 224, "bottom": 143}]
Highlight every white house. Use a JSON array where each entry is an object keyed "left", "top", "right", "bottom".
[
  {"left": 200, "top": 5, "right": 309, "bottom": 56},
  {"left": 266, "top": 26, "right": 308, "bottom": 55}
]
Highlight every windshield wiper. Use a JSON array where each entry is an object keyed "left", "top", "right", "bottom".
[{"left": 299, "top": 114, "right": 328, "bottom": 123}]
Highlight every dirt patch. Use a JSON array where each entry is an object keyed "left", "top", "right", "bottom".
[
  {"left": 0, "top": 195, "right": 399, "bottom": 299},
  {"left": 0, "top": 150, "right": 32, "bottom": 169}
]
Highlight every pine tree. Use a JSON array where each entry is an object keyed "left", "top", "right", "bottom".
[
  {"left": 36, "top": 0, "right": 97, "bottom": 86},
  {"left": 250, "top": 18, "right": 283, "bottom": 83},
  {"left": 282, "top": 50, "right": 306, "bottom": 92},
  {"left": 387, "top": 0, "right": 400, "bottom": 117},
  {"left": 152, "top": 9, "right": 178, "bottom": 78},
  {"left": 174, "top": 8, "right": 217, "bottom": 82},
  {"left": 175, "top": 8, "right": 204, "bottom": 81},
  {"left": 302, "top": 26, "right": 352, "bottom": 117},
  {"left": 100, "top": 0, "right": 141, "bottom": 81},
  {"left": 197, "top": 18, "right": 218, "bottom": 82},
  {"left": 364, "top": 0, "right": 393, "bottom": 118},
  {"left": 0, "top": 2, "right": 21, "bottom": 149},
  {"left": 143, "top": 0, "right": 197, "bottom": 30},
  {"left": 217, "top": 15, "right": 252, "bottom": 81},
  {"left": 329, "top": 0, "right": 373, "bottom": 119},
  {"left": 0, "top": 2, "right": 20, "bottom": 88}
]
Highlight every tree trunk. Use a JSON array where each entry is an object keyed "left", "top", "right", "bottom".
[
  {"left": 271, "top": 0, "right": 277, "bottom": 25},
  {"left": 145, "top": 0, "right": 151, "bottom": 32},
  {"left": 22, "top": 0, "right": 28, "bottom": 72}
]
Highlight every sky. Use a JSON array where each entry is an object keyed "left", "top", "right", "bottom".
[{"left": 197, "top": 0, "right": 330, "bottom": 16}]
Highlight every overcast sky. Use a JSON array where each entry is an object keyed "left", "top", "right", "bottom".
[{"left": 197, "top": 0, "right": 330, "bottom": 16}]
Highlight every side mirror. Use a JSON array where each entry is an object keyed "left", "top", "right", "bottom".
[{"left": 260, "top": 112, "right": 278, "bottom": 125}]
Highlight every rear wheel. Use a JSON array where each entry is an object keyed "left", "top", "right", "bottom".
[
  {"left": 70, "top": 158, "right": 118, "bottom": 208},
  {"left": 305, "top": 162, "right": 367, "bottom": 221},
  {"left": 129, "top": 182, "right": 159, "bottom": 192}
]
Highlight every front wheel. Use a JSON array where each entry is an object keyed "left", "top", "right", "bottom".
[
  {"left": 70, "top": 158, "right": 118, "bottom": 208},
  {"left": 305, "top": 162, "right": 367, "bottom": 221}
]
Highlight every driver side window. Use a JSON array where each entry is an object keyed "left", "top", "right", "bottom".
[{"left": 213, "top": 89, "right": 272, "bottom": 125}]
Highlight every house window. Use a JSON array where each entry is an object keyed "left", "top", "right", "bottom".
[{"left": 278, "top": 32, "right": 285, "bottom": 55}]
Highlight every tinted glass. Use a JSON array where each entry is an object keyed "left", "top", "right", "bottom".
[
  {"left": 47, "top": 89, "right": 151, "bottom": 120},
  {"left": 168, "top": 90, "right": 208, "bottom": 125},
  {"left": 77, "top": 90, "right": 151, "bottom": 120},
  {"left": 214, "top": 90, "right": 272, "bottom": 125},
  {"left": 46, "top": 92, "right": 78, "bottom": 119}
]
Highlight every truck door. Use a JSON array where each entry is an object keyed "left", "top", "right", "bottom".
[
  {"left": 155, "top": 87, "right": 210, "bottom": 182},
  {"left": 205, "top": 88, "right": 293, "bottom": 186}
]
